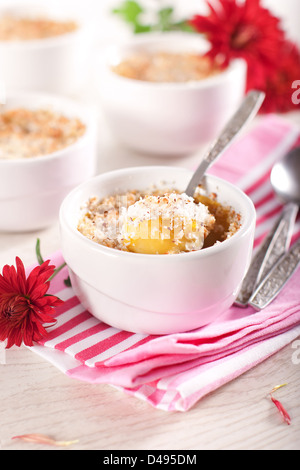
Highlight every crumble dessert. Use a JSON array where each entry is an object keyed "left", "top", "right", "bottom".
[
  {"left": 111, "top": 51, "right": 222, "bottom": 83},
  {"left": 0, "top": 16, "right": 78, "bottom": 41},
  {"left": 121, "top": 192, "right": 215, "bottom": 254},
  {"left": 0, "top": 108, "right": 86, "bottom": 159},
  {"left": 77, "top": 187, "right": 241, "bottom": 255}
]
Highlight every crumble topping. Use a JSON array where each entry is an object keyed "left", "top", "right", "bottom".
[
  {"left": 0, "top": 108, "right": 86, "bottom": 159},
  {"left": 0, "top": 16, "right": 78, "bottom": 41},
  {"left": 111, "top": 51, "right": 222, "bottom": 83}
]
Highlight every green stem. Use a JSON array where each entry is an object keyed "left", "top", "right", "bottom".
[
  {"left": 35, "top": 238, "right": 44, "bottom": 265},
  {"left": 35, "top": 238, "right": 71, "bottom": 286},
  {"left": 48, "top": 262, "right": 67, "bottom": 282}
]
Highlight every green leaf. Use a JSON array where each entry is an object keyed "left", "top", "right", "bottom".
[
  {"left": 133, "top": 23, "right": 152, "bottom": 34},
  {"left": 112, "top": 2, "right": 173, "bottom": 33},
  {"left": 112, "top": 0, "right": 144, "bottom": 25},
  {"left": 173, "top": 20, "right": 195, "bottom": 33},
  {"left": 112, "top": 0, "right": 153, "bottom": 33},
  {"left": 157, "top": 7, "right": 175, "bottom": 31},
  {"left": 112, "top": 1, "right": 193, "bottom": 34}
]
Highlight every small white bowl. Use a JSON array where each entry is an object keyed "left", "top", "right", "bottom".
[
  {"left": 59, "top": 166, "right": 256, "bottom": 335},
  {"left": 0, "top": 4, "right": 94, "bottom": 94},
  {"left": 0, "top": 91, "right": 97, "bottom": 232},
  {"left": 97, "top": 32, "right": 247, "bottom": 156}
]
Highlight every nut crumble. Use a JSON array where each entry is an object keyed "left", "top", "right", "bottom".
[
  {"left": 111, "top": 51, "right": 222, "bottom": 83},
  {"left": 0, "top": 16, "right": 78, "bottom": 41},
  {"left": 77, "top": 187, "right": 241, "bottom": 254},
  {"left": 0, "top": 108, "right": 86, "bottom": 159}
]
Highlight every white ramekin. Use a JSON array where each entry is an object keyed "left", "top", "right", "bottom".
[
  {"left": 59, "top": 166, "right": 256, "bottom": 335},
  {"left": 0, "top": 3, "right": 94, "bottom": 94},
  {"left": 0, "top": 91, "right": 97, "bottom": 232},
  {"left": 97, "top": 32, "right": 247, "bottom": 156}
]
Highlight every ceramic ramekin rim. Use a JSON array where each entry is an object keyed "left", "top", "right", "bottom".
[
  {"left": 0, "top": 4, "right": 91, "bottom": 50},
  {"left": 59, "top": 165, "right": 256, "bottom": 262},
  {"left": 0, "top": 90, "right": 97, "bottom": 166},
  {"left": 0, "top": 28, "right": 86, "bottom": 50},
  {"left": 100, "top": 31, "right": 247, "bottom": 91}
]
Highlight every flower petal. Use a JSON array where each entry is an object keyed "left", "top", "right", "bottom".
[
  {"left": 15, "top": 257, "right": 27, "bottom": 295},
  {"left": 12, "top": 433, "right": 78, "bottom": 447},
  {"left": 26, "top": 262, "right": 54, "bottom": 296},
  {"left": 270, "top": 396, "right": 291, "bottom": 425},
  {"left": 270, "top": 383, "right": 288, "bottom": 394}
]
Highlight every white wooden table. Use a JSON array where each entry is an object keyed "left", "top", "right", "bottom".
[{"left": 0, "top": 338, "right": 299, "bottom": 451}]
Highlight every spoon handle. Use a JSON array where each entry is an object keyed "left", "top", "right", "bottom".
[
  {"left": 249, "top": 236, "right": 300, "bottom": 310},
  {"left": 185, "top": 90, "right": 265, "bottom": 197},
  {"left": 235, "top": 202, "right": 298, "bottom": 307}
]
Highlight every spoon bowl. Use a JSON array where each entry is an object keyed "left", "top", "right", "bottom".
[{"left": 270, "top": 146, "right": 300, "bottom": 205}]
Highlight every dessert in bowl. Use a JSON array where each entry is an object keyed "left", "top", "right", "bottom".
[
  {"left": 98, "top": 32, "right": 247, "bottom": 156},
  {"left": 0, "top": 91, "right": 97, "bottom": 232},
  {"left": 0, "top": 4, "right": 94, "bottom": 94},
  {"left": 59, "top": 166, "right": 256, "bottom": 335}
]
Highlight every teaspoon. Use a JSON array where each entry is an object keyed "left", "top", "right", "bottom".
[
  {"left": 236, "top": 147, "right": 300, "bottom": 310},
  {"left": 185, "top": 90, "right": 265, "bottom": 198}
]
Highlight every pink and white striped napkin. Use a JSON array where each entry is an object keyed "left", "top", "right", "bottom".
[{"left": 29, "top": 115, "right": 300, "bottom": 411}]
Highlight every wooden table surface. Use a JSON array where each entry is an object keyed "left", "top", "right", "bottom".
[
  {"left": 0, "top": 86, "right": 300, "bottom": 451},
  {"left": 1, "top": 328, "right": 299, "bottom": 450}
]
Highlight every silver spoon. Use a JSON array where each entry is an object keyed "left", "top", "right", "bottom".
[
  {"left": 235, "top": 146, "right": 300, "bottom": 308},
  {"left": 185, "top": 90, "right": 265, "bottom": 197},
  {"left": 249, "top": 236, "right": 300, "bottom": 310},
  {"left": 270, "top": 146, "right": 300, "bottom": 207}
]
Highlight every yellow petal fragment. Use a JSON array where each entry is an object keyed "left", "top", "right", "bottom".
[{"left": 270, "top": 383, "right": 288, "bottom": 394}]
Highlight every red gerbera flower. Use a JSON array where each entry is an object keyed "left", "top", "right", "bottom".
[
  {"left": 189, "top": 0, "right": 285, "bottom": 90},
  {"left": 261, "top": 41, "right": 300, "bottom": 113},
  {"left": 0, "top": 257, "right": 63, "bottom": 348}
]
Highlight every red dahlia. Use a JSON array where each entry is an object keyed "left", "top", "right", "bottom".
[
  {"left": 189, "top": 0, "right": 285, "bottom": 90},
  {"left": 0, "top": 257, "right": 63, "bottom": 348}
]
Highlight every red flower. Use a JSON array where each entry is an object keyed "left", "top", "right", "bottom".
[
  {"left": 0, "top": 257, "right": 63, "bottom": 348},
  {"left": 189, "top": 0, "right": 285, "bottom": 90},
  {"left": 261, "top": 41, "right": 300, "bottom": 113}
]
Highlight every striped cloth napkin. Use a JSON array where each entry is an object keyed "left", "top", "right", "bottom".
[{"left": 29, "top": 115, "right": 300, "bottom": 411}]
